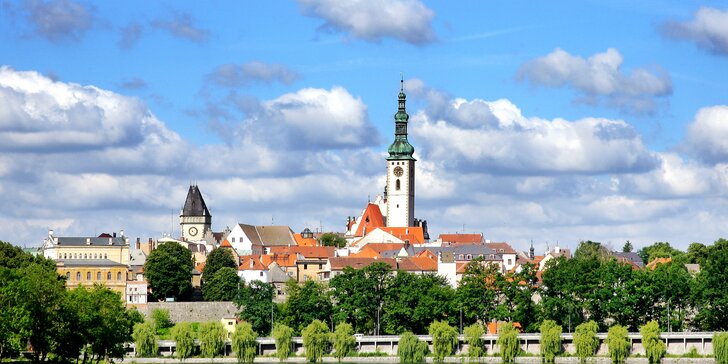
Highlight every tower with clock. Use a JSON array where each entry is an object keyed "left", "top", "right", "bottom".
[
  {"left": 385, "top": 78, "right": 416, "bottom": 227},
  {"left": 180, "top": 185, "right": 212, "bottom": 241}
]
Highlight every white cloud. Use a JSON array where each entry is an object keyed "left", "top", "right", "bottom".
[
  {"left": 685, "top": 105, "right": 728, "bottom": 163},
  {"left": 297, "top": 0, "right": 436, "bottom": 45},
  {"left": 208, "top": 62, "right": 300, "bottom": 88},
  {"left": 661, "top": 7, "right": 728, "bottom": 55},
  {"left": 14, "top": 0, "right": 95, "bottom": 42},
  {"left": 517, "top": 48, "right": 672, "bottom": 114}
]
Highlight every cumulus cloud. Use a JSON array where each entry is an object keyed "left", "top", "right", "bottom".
[
  {"left": 684, "top": 105, "right": 728, "bottom": 163},
  {"left": 207, "top": 62, "right": 301, "bottom": 88},
  {"left": 517, "top": 48, "right": 672, "bottom": 114},
  {"left": 152, "top": 12, "right": 209, "bottom": 43},
  {"left": 661, "top": 7, "right": 728, "bottom": 55},
  {"left": 297, "top": 0, "right": 436, "bottom": 45},
  {"left": 15, "top": 0, "right": 95, "bottom": 42}
]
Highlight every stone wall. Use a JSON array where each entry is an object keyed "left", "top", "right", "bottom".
[{"left": 141, "top": 301, "right": 238, "bottom": 323}]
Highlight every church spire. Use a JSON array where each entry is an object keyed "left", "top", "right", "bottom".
[{"left": 388, "top": 77, "right": 415, "bottom": 160}]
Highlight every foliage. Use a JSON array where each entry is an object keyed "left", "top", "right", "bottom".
[
  {"left": 397, "top": 331, "right": 428, "bottom": 363},
  {"left": 573, "top": 321, "right": 599, "bottom": 362},
  {"left": 152, "top": 308, "right": 173, "bottom": 331},
  {"left": 329, "top": 262, "right": 392, "bottom": 335},
  {"left": 203, "top": 248, "right": 237, "bottom": 282},
  {"left": 622, "top": 241, "right": 633, "bottom": 253},
  {"left": 686, "top": 242, "right": 709, "bottom": 265},
  {"left": 331, "top": 323, "right": 356, "bottom": 361},
  {"left": 172, "top": 322, "right": 195, "bottom": 360},
  {"left": 280, "top": 280, "right": 332, "bottom": 334},
  {"left": 383, "top": 272, "right": 455, "bottom": 334},
  {"left": 539, "top": 320, "right": 562, "bottom": 363},
  {"left": 640, "top": 321, "right": 665, "bottom": 364},
  {"left": 463, "top": 323, "right": 484, "bottom": 359},
  {"left": 318, "top": 232, "right": 346, "bottom": 248},
  {"left": 133, "top": 321, "right": 158, "bottom": 357},
  {"left": 144, "top": 242, "right": 194, "bottom": 301},
  {"left": 302, "top": 319, "right": 330, "bottom": 363},
  {"left": 574, "top": 240, "right": 611, "bottom": 261},
  {"left": 638, "top": 241, "right": 683, "bottom": 265},
  {"left": 429, "top": 320, "right": 458, "bottom": 363},
  {"left": 606, "top": 325, "right": 630, "bottom": 364},
  {"left": 457, "top": 259, "right": 498, "bottom": 327},
  {"left": 236, "top": 280, "right": 276, "bottom": 335},
  {"left": 497, "top": 323, "right": 520, "bottom": 363},
  {"left": 272, "top": 324, "right": 294, "bottom": 361},
  {"left": 232, "top": 322, "right": 258, "bottom": 364},
  {"left": 694, "top": 239, "right": 728, "bottom": 330},
  {"left": 199, "top": 321, "right": 226, "bottom": 358},
  {"left": 715, "top": 332, "right": 728, "bottom": 364},
  {"left": 203, "top": 267, "right": 240, "bottom": 301}
]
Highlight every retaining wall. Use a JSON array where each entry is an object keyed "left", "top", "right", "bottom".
[{"left": 140, "top": 301, "right": 238, "bottom": 323}]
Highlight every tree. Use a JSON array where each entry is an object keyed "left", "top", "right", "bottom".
[
  {"left": 606, "top": 325, "right": 630, "bottom": 364},
  {"left": 280, "top": 280, "right": 332, "bottom": 334},
  {"left": 638, "top": 241, "right": 683, "bottom": 265},
  {"left": 151, "top": 308, "right": 173, "bottom": 331},
  {"left": 714, "top": 332, "right": 728, "bottom": 364},
  {"left": 231, "top": 322, "right": 258, "bottom": 364},
  {"left": 686, "top": 242, "right": 709, "bottom": 266},
  {"left": 302, "top": 319, "right": 329, "bottom": 363},
  {"left": 622, "top": 241, "right": 633, "bottom": 253},
  {"left": 383, "top": 272, "right": 454, "bottom": 334},
  {"left": 145, "top": 242, "right": 194, "bottom": 301},
  {"left": 84, "top": 286, "right": 142, "bottom": 362},
  {"left": 694, "top": 238, "right": 728, "bottom": 330},
  {"left": 640, "top": 321, "right": 665, "bottom": 364},
  {"left": 203, "top": 248, "right": 237, "bottom": 282},
  {"left": 203, "top": 267, "right": 240, "bottom": 301},
  {"left": 573, "top": 321, "right": 599, "bottom": 363},
  {"left": 397, "top": 331, "right": 428, "bottom": 363},
  {"left": 463, "top": 324, "right": 484, "bottom": 359},
  {"left": 132, "top": 321, "right": 157, "bottom": 357},
  {"left": 331, "top": 323, "right": 356, "bottom": 361},
  {"left": 236, "top": 280, "right": 276, "bottom": 335},
  {"left": 329, "top": 262, "right": 392, "bottom": 334},
  {"left": 318, "top": 233, "right": 346, "bottom": 248},
  {"left": 497, "top": 323, "right": 519, "bottom": 363},
  {"left": 171, "top": 323, "right": 195, "bottom": 360},
  {"left": 429, "top": 320, "right": 458, "bottom": 363},
  {"left": 574, "top": 240, "right": 611, "bottom": 261},
  {"left": 272, "top": 324, "right": 294, "bottom": 361},
  {"left": 199, "top": 321, "right": 226, "bottom": 358},
  {"left": 539, "top": 320, "right": 561, "bottom": 363},
  {"left": 457, "top": 259, "right": 497, "bottom": 327}
]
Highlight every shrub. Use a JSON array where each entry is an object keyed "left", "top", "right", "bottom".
[
  {"left": 132, "top": 321, "right": 158, "bottom": 357},
  {"left": 497, "top": 323, "right": 520, "bottom": 363},
  {"left": 199, "top": 321, "right": 226, "bottom": 358},
  {"left": 331, "top": 323, "right": 356, "bottom": 361},
  {"left": 715, "top": 332, "right": 728, "bottom": 364},
  {"left": 232, "top": 322, "right": 258, "bottom": 364},
  {"left": 640, "top": 321, "right": 665, "bottom": 364},
  {"left": 171, "top": 322, "right": 195, "bottom": 360},
  {"left": 574, "top": 321, "right": 599, "bottom": 363},
  {"left": 429, "top": 320, "right": 459, "bottom": 363},
  {"left": 398, "top": 331, "right": 428, "bottom": 363},
  {"left": 463, "top": 323, "right": 484, "bottom": 359},
  {"left": 540, "top": 320, "right": 562, "bottom": 363},
  {"left": 606, "top": 325, "right": 630, "bottom": 364},
  {"left": 272, "top": 323, "right": 294, "bottom": 361},
  {"left": 302, "top": 319, "right": 330, "bottom": 363},
  {"left": 151, "top": 308, "right": 173, "bottom": 331}
]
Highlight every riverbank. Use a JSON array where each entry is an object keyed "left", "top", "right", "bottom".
[{"left": 124, "top": 356, "right": 716, "bottom": 363}]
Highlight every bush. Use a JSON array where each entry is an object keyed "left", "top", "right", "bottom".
[
  {"left": 199, "top": 321, "right": 226, "bottom": 358},
  {"left": 331, "top": 323, "right": 356, "bottom": 361},
  {"left": 232, "top": 322, "right": 258, "bottom": 364},
  {"left": 398, "top": 331, "right": 428, "bottom": 363},
  {"left": 151, "top": 308, "right": 173, "bottom": 332},
  {"left": 497, "top": 323, "right": 519, "bottom": 363},
  {"left": 574, "top": 321, "right": 599, "bottom": 363},
  {"left": 540, "top": 320, "right": 562, "bottom": 363},
  {"left": 640, "top": 321, "right": 665, "bottom": 364},
  {"left": 171, "top": 322, "right": 195, "bottom": 360},
  {"left": 715, "top": 332, "right": 728, "bottom": 364},
  {"left": 132, "top": 321, "right": 158, "bottom": 357},
  {"left": 606, "top": 325, "right": 630, "bottom": 364},
  {"left": 429, "top": 320, "right": 458, "bottom": 363},
  {"left": 272, "top": 323, "right": 294, "bottom": 361},
  {"left": 302, "top": 319, "right": 330, "bottom": 363},
  {"left": 463, "top": 323, "right": 484, "bottom": 359}
]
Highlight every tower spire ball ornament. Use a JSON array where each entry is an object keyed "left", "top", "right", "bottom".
[{"left": 385, "top": 77, "right": 416, "bottom": 227}]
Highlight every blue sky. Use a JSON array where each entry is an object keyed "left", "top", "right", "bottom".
[{"left": 1, "top": 0, "right": 728, "bottom": 252}]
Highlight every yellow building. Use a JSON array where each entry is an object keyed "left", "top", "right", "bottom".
[{"left": 57, "top": 259, "right": 129, "bottom": 295}]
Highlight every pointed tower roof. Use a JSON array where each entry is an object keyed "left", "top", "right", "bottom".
[
  {"left": 387, "top": 77, "right": 416, "bottom": 161},
  {"left": 182, "top": 185, "right": 210, "bottom": 217}
]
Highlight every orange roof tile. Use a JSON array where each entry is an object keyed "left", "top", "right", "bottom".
[
  {"left": 269, "top": 246, "right": 335, "bottom": 259},
  {"left": 485, "top": 242, "right": 517, "bottom": 254},
  {"left": 196, "top": 262, "right": 206, "bottom": 273},
  {"left": 354, "top": 204, "right": 386, "bottom": 236},
  {"left": 293, "top": 233, "right": 318, "bottom": 247},
  {"left": 239, "top": 255, "right": 267, "bottom": 271},
  {"left": 351, "top": 249, "right": 380, "bottom": 258},
  {"left": 328, "top": 257, "right": 397, "bottom": 270},
  {"left": 439, "top": 233, "right": 484, "bottom": 244},
  {"left": 360, "top": 243, "right": 404, "bottom": 254},
  {"left": 397, "top": 256, "right": 437, "bottom": 272},
  {"left": 220, "top": 239, "right": 233, "bottom": 248},
  {"left": 646, "top": 257, "right": 672, "bottom": 270},
  {"left": 377, "top": 227, "right": 425, "bottom": 244}
]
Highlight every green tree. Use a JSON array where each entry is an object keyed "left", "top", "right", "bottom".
[
  {"left": 132, "top": 321, "right": 157, "bottom": 357},
  {"left": 714, "top": 332, "right": 728, "bottom": 364},
  {"left": 457, "top": 259, "right": 497, "bottom": 326},
  {"left": 203, "top": 248, "right": 237, "bottom": 282},
  {"left": 694, "top": 239, "right": 728, "bottom": 330},
  {"left": 330, "top": 262, "right": 392, "bottom": 334},
  {"left": 539, "top": 320, "right": 561, "bottom": 363},
  {"left": 686, "top": 242, "right": 709, "bottom": 265},
  {"left": 151, "top": 308, "right": 173, "bottom": 332},
  {"left": 497, "top": 323, "right": 519, "bottom": 363},
  {"left": 331, "top": 323, "right": 356, "bottom": 361},
  {"left": 85, "top": 286, "right": 141, "bottom": 362},
  {"left": 429, "top": 320, "right": 458, "bottom": 363},
  {"left": 383, "top": 272, "right": 454, "bottom": 334},
  {"left": 280, "top": 280, "right": 332, "bottom": 334},
  {"left": 574, "top": 240, "right": 611, "bottom": 261},
  {"left": 203, "top": 267, "right": 240, "bottom": 301},
  {"left": 622, "top": 241, "right": 633, "bottom": 253},
  {"left": 573, "top": 321, "right": 599, "bottom": 363},
  {"left": 231, "top": 322, "right": 258, "bottom": 364},
  {"left": 199, "top": 321, "right": 226, "bottom": 358},
  {"left": 463, "top": 323, "right": 484, "bottom": 359},
  {"left": 236, "top": 280, "right": 276, "bottom": 335},
  {"left": 606, "top": 325, "right": 630, "bottom": 364},
  {"left": 638, "top": 241, "right": 683, "bottom": 265},
  {"left": 272, "top": 324, "right": 294, "bottom": 361},
  {"left": 302, "top": 319, "right": 329, "bottom": 363},
  {"left": 172, "top": 322, "right": 195, "bottom": 360},
  {"left": 318, "top": 233, "right": 346, "bottom": 248},
  {"left": 397, "top": 331, "right": 428, "bottom": 363},
  {"left": 640, "top": 321, "right": 665, "bottom": 364},
  {"left": 145, "top": 242, "right": 194, "bottom": 301}
]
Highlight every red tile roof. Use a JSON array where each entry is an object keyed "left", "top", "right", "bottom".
[
  {"left": 220, "top": 239, "right": 233, "bottom": 248},
  {"left": 354, "top": 203, "right": 386, "bottom": 236},
  {"left": 328, "top": 257, "right": 397, "bottom": 270},
  {"left": 269, "top": 246, "right": 335, "bottom": 259},
  {"left": 397, "top": 256, "right": 437, "bottom": 272},
  {"left": 485, "top": 242, "right": 517, "bottom": 254},
  {"left": 439, "top": 233, "right": 484, "bottom": 244},
  {"left": 293, "top": 233, "right": 318, "bottom": 247},
  {"left": 376, "top": 227, "right": 425, "bottom": 244},
  {"left": 239, "top": 255, "right": 267, "bottom": 270}
]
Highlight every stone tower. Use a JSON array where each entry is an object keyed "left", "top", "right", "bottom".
[{"left": 180, "top": 185, "right": 212, "bottom": 241}]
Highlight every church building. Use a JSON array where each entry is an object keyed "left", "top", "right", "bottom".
[{"left": 180, "top": 184, "right": 212, "bottom": 241}]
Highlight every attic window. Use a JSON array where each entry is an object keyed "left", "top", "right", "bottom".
[
  {"left": 499, "top": 249, "right": 504, "bottom": 253},
  {"left": 466, "top": 254, "right": 472, "bottom": 260},
  {"left": 459, "top": 254, "right": 464, "bottom": 260},
  {"left": 490, "top": 254, "right": 495, "bottom": 259}
]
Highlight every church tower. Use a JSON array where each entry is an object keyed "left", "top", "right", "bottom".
[
  {"left": 180, "top": 185, "right": 212, "bottom": 241},
  {"left": 385, "top": 78, "right": 416, "bottom": 227}
]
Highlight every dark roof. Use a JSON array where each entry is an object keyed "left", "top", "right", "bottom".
[
  {"left": 57, "top": 259, "right": 128, "bottom": 267},
  {"left": 55, "top": 237, "right": 127, "bottom": 246},
  {"left": 613, "top": 252, "right": 644, "bottom": 268},
  {"left": 182, "top": 185, "right": 211, "bottom": 217}
]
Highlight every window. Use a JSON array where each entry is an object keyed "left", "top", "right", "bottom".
[
  {"left": 86, "top": 272, "right": 91, "bottom": 280},
  {"left": 232, "top": 237, "right": 236, "bottom": 242},
  {"left": 304, "top": 264, "right": 308, "bottom": 269},
  {"left": 76, "top": 272, "right": 81, "bottom": 281},
  {"left": 104, "top": 254, "right": 107, "bottom": 259},
  {"left": 259, "top": 271, "right": 263, "bottom": 277},
  {"left": 459, "top": 254, "right": 464, "bottom": 260},
  {"left": 117, "top": 272, "right": 122, "bottom": 281},
  {"left": 396, "top": 179, "right": 401, "bottom": 190},
  {"left": 507, "top": 259, "right": 513, "bottom": 266},
  {"left": 318, "top": 264, "right": 323, "bottom": 269},
  {"left": 466, "top": 254, "right": 472, "bottom": 260},
  {"left": 84, "top": 254, "right": 88, "bottom": 259},
  {"left": 63, "top": 253, "right": 67, "bottom": 259},
  {"left": 97, "top": 272, "right": 101, "bottom": 280},
  {"left": 66, "top": 272, "right": 70, "bottom": 279},
  {"left": 107, "top": 272, "right": 111, "bottom": 280}
]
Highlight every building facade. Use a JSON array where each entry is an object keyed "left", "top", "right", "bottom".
[{"left": 180, "top": 185, "right": 212, "bottom": 241}]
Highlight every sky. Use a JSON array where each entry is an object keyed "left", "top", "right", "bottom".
[{"left": 1, "top": 0, "right": 728, "bottom": 253}]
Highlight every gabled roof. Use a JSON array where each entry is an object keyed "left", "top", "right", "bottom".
[
  {"left": 646, "top": 257, "right": 672, "bottom": 270},
  {"left": 355, "top": 243, "right": 405, "bottom": 258},
  {"left": 485, "top": 242, "right": 517, "bottom": 254},
  {"left": 256, "top": 226, "right": 296, "bottom": 246},
  {"left": 613, "top": 252, "right": 644, "bottom": 268},
  {"left": 220, "top": 239, "right": 233, "bottom": 248},
  {"left": 377, "top": 227, "right": 425, "bottom": 244},
  {"left": 239, "top": 255, "right": 267, "bottom": 271},
  {"left": 293, "top": 233, "right": 318, "bottom": 247},
  {"left": 182, "top": 185, "right": 210, "bottom": 217},
  {"left": 261, "top": 253, "right": 297, "bottom": 268},
  {"left": 397, "top": 256, "right": 437, "bottom": 272},
  {"left": 439, "top": 233, "right": 484, "bottom": 244},
  {"left": 328, "top": 257, "right": 397, "bottom": 270},
  {"left": 129, "top": 249, "right": 147, "bottom": 266},
  {"left": 269, "top": 246, "right": 335, "bottom": 259},
  {"left": 354, "top": 203, "right": 386, "bottom": 236}
]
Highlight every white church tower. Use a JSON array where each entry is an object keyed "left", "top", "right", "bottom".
[{"left": 385, "top": 79, "right": 416, "bottom": 227}]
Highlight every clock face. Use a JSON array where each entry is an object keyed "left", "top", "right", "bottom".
[
  {"left": 189, "top": 227, "right": 198, "bottom": 236},
  {"left": 393, "top": 166, "right": 404, "bottom": 177}
]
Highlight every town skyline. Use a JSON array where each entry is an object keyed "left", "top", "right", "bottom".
[{"left": 1, "top": 1, "right": 728, "bottom": 251}]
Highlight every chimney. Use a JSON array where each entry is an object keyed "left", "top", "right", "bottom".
[
  {"left": 136, "top": 238, "right": 141, "bottom": 250},
  {"left": 113, "top": 232, "right": 116, "bottom": 238},
  {"left": 86, "top": 238, "right": 91, "bottom": 245},
  {"left": 48, "top": 229, "right": 54, "bottom": 236}
]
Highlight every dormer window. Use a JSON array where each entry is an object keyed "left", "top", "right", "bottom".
[{"left": 466, "top": 254, "right": 472, "bottom": 260}]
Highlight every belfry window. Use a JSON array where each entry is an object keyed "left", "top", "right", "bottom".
[{"left": 396, "top": 179, "right": 401, "bottom": 190}]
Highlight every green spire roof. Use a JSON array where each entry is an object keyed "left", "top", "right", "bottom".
[{"left": 387, "top": 78, "right": 416, "bottom": 161}]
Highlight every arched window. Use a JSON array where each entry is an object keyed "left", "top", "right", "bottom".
[
  {"left": 396, "top": 179, "right": 401, "bottom": 190},
  {"left": 104, "top": 254, "right": 108, "bottom": 259},
  {"left": 97, "top": 272, "right": 101, "bottom": 280},
  {"left": 86, "top": 272, "right": 91, "bottom": 280},
  {"left": 66, "top": 272, "right": 70, "bottom": 279},
  {"left": 76, "top": 272, "right": 81, "bottom": 281},
  {"left": 107, "top": 272, "right": 111, "bottom": 280},
  {"left": 117, "top": 272, "right": 122, "bottom": 281},
  {"left": 84, "top": 254, "right": 87, "bottom": 259}
]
